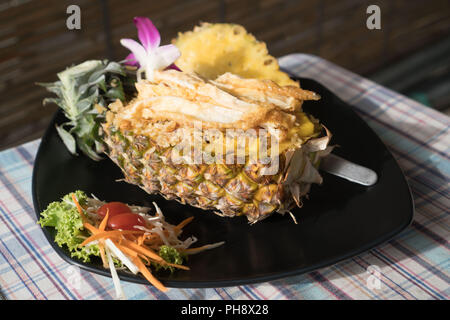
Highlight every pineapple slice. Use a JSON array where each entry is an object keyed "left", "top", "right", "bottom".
[{"left": 173, "top": 23, "right": 299, "bottom": 87}]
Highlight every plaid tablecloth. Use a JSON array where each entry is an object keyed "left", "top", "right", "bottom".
[{"left": 0, "top": 54, "right": 448, "bottom": 300}]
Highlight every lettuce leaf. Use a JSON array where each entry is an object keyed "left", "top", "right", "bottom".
[{"left": 38, "top": 190, "right": 100, "bottom": 263}]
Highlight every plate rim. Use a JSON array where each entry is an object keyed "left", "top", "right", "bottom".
[{"left": 31, "top": 77, "right": 415, "bottom": 288}]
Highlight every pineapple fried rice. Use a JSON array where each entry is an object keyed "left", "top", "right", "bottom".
[{"left": 103, "top": 70, "right": 332, "bottom": 223}]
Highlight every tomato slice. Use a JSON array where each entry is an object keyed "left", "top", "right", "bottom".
[
  {"left": 97, "top": 202, "right": 132, "bottom": 218},
  {"left": 107, "top": 213, "right": 146, "bottom": 231}
]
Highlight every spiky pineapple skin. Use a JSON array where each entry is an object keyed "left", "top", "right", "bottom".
[{"left": 103, "top": 126, "right": 293, "bottom": 223}]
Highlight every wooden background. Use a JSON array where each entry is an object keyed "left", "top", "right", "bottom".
[{"left": 1, "top": 0, "right": 449, "bottom": 150}]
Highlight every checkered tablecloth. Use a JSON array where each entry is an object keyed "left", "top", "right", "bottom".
[{"left": 0, "top": 54, "right": 448, "bottom": 300}]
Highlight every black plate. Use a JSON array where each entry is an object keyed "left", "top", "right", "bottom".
[{"left": 32, "top": 77, "right": 414, "bottom": 288}]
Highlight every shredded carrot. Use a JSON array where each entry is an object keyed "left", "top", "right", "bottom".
[
  {"left": 142, "top": 233, "right": 165, "bottom": 246},
  {"left": 133, "top": 257, "right": 167, "bottom": 292},
  {"left": 72, "top": 193, "right": 86, "bottom": 223},
  {"left": 99, "top": 211, "right": 109, "bottom": 231},
  {"left": 116, "top": 238, "right": 163, "bottom": 262},
  {"left": 114, "top": 243, "right": 138, "bottom": 258},
  {"left": 79, "top": 230, "right": 144, "bottom": 247},
  {"left": 143, "top": 233, "right": 160, "bottom": 241},
  {"left": 163, "top": 261, "right": 190, "bottom": 271},
  {"left": 98, "top": 241, "right": 108, "bottom": 269},
  {"left": 175, "top": 216, "right": 194, "bottom": 231},
  {"left": 124, "top": 234, "right": 137, "bottom": 242},
  {"left": 115, "top": 242, "right": 187, "bottom": 271},
  {"left": 126, "top": 248, "right": 189, "bottom": 271},
  {"left": 97, "top": 212, "right": 109, "bottom": 268},
  {"left": 73, "top": 200, "right": 203, "bottom": 293},
  {"left": 138, "top": 253, "right": 151, "bottom": 265},
  {"left": 137, "top": 235, "right": 145, "bottom": 246},
  {"left": 83, "top": 222, "right": 99, "bottom": 234}
]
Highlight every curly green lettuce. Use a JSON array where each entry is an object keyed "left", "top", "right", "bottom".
[
  {"left": 156, "top": 245, "right": 186, "bottom": 272},
  {"left": 38, "top": 190, "right": 100, "bottom": 263}
]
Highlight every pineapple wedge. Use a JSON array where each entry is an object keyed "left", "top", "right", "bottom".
[{"left": 173, "top": 23, "right": 299, "bottom": 87}]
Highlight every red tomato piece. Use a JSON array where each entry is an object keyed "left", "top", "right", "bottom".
[
  {"left": 107, "top": 213, "right": 146, "bottom": 230},
  {"left": 97, "top": 202, "right": 132, "bottom": 218}
]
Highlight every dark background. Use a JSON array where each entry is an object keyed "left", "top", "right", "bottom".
[{"left": 1, "top": 0, "right": 449, "bottom": 151}]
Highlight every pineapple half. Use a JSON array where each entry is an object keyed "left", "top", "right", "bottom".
[
  {"left": 102, "top": 70, "right": 332, "bottom": 223},
  {"left": 38, "top": 23, "right": 332, "bottom": 224}
]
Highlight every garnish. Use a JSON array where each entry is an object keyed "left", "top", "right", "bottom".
[
  {"left": 38, "top": 191, "right": 224, "bottom": 297},
  {"left": 37, "top": 60, "right": 130, "bottom": 161},
  {"left": 120, "top": 17, "right": 181, "bottom": 81},
  {"left": 38, "top": 190, "right": 95, "bottom": 262}
]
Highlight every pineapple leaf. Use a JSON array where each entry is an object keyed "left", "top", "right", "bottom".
[
  {"left": 104, "top": 61, "right": 126, "bottom": 75},
  {"left": 105, "top": 87, "right": 125, "bottom": 101},
  {"left": 38, "top": 60, "right": 135, "bottom": 161},
  {"left": 55, "top": 124, "right": 78, "bottom": 155},
  {"left": 77, "top": 137, "right": 104, "bottom": 161},
  {"left": 42, "top": 97, "right": 62, "bottom": 107},
  {"left": 38, "top": 82, "right": 62, "bottom": 96}
]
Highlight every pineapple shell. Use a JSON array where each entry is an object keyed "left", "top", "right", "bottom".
[{"left": 103, "top": 122, "right": 332, "bottom": 224}]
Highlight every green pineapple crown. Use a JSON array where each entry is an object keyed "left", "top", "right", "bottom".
[{"left": 37, "top": 60, "right": 134, "bottom": 161}]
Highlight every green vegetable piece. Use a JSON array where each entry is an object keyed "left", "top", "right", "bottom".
[
  {"left": 38, "top": 190, "right": 98, "bottom": 263},
  {"left": 157, "top": 245, "right": 185, "bottom": 273}
]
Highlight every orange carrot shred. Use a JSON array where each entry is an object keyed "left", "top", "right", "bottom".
[
  {"left": 133, "top": 257, "right": 167, "bottom": 292},
  {"left": 117, "top": 239, "right": 163, "bottom": 262},
  {"left": 137, "top": 235, "right": 145, "bottom": 246},
  {"left": 138, "top": 253, "right": 151, "bottom": 265},
  {"left": 83, "top": 222, "right": 99, "bottom": 234},
  {"left": 72, "top": 193, "right": 86, "bottom": 223},
  {"left": 72, "top": 198, "right": 195, "bottom": 293},
  {"left": 79, "top": 230, "right": 143, "bottom": 247},
  {"left": 163, "top": 262, "right": 190, "bottom": 271},
  {"left": 96, "top": 214, "right": 109, "bottom": 268},
  {"left": 114, "top": 243, "right": 138, "bottom": 258},
  {"left": 125, "top": 234, "right": 137, "bottom": 242},
  {"left": 99, "top": 211, "right": 109, "bottom": 232},
  {"left": 175, "top": 216, "right": 194, "bottom": 231},
  {"left": 98, "top": 240, "right": 108, "bottom": 269}
]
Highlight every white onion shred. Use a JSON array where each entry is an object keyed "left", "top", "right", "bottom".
[
  {"left": 184, "top": 241, "right": 226, "bottom": 254},
  {"left": 105, "top": 247, "right": 127, "bottom": 300},
  {"left": 104, "top": 239, "right": 139, "bottom": 274}
]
